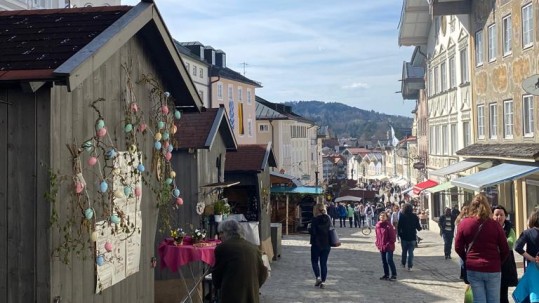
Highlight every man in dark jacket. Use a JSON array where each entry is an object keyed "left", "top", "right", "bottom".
[
  {"left": 438, "top": 207, "right": 456, "bottom": 259},
  {"left": 397, "top": 203, "right": 422, "bottom": 270},
  {"left": 212, "top": 220, "right": 268, "bottom": 303}
]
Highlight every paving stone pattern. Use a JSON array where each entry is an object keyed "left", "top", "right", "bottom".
[{"left": 260, "top": 226, "right": 519, "bottom": 303}]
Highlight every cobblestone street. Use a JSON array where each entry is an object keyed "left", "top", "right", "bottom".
[{"left": 261, "top": 225, "right": 469, "bottom": 303}]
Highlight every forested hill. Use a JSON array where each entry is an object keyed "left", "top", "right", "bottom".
[{"left": 284, "top": 101, "right": 413, "bottom": 141}]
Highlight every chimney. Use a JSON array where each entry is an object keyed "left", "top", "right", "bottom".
[
  {"left": 204, "top": 46, "right": 216, "bottom": 65},
  {"left": 215, "top": 50, "right": 226, "bottom": 68}
]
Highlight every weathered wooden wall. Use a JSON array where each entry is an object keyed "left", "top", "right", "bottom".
[
  {"left": 0, "top": 87, "right": 51, "bottom": 303},
  {"left": 48, "top": 36, "right": 175, "bottom": 302}
]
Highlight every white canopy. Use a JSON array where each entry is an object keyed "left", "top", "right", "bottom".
[{"left": 335, "top": 196, "right": 362, "bottom": 203}]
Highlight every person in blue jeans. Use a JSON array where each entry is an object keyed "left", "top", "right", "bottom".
[
  {"left": 337, "top": 203, "right": 347, "bottom": 227},
  {"left": 309, "top": 202, "right": 332, "bottom": 289},
  {"left": 376, "top": 211, "right": 397, "bottom": 281},
  {"left": 397, "top": 203, "right": 422, "bottom": 270}
]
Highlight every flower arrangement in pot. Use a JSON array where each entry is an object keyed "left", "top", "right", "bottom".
[
  {"left": 170, "top": 228, "right": 186, "bottom": 246},
  {"left": 191, "top": 228, "right": 207, "bottom": 244},
  {"left": 213, "top": 199, "right": 230, "bottom": 223}
]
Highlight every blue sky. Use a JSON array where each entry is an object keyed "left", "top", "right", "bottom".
[{"left": 123, "top": 0, "right": 416, "bottom": 117}]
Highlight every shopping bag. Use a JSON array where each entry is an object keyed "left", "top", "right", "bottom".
[{"left": 329, "top": 227, "right": 341, "bottom": 247}]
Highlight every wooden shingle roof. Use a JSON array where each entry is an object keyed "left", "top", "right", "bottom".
[
  {"left": 225, "top": 144, "right": 276, "bottom": 172},
  {"left": 457, "top": 143, "right": 539, "bottom": 160},
  {"left": 0, "top": 6, "right": 130, "bottom": 80},
  {"left": 174, "top": 107, "right": 236, "bottom": 150}
]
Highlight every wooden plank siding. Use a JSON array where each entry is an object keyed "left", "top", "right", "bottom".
[
  {"left": 47, "top": 36, "right": 172, "bottom": 302},
  {"left": 0, "top": 89, "right": 8, "bottom": 302}
]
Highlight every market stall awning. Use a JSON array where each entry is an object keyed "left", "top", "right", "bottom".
[
  {"left": 424, "top": 181, "right": 455, "bottom": 194},
  {"left": 270, "top": 186, "right": 323, "bottom": 195},
  {"left": 402, "top": 187, "right": 414, "bottom": 194},
  {"left": 429, "top": 159, "right": 489, "bottom": 177},
  {"left": 335, "top": 196, "right": 362, "bottom": 203},
  {"left": 451, "top": 163, "right": 539, "bottom": 192},
  {"left": 413, "top": 179, "right": 439, "bottom": 195}
]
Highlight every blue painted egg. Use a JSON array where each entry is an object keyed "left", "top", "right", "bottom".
[
  {"left": 99, "top": 181, "right": 108, "bottom": 193},
  {"left": 174, "top": 110, "right": 181, "bottom": 120},
  {"left": 82, "top": 140, "right": 93, "bottom": 152},
  {"left": 95, "top": 119, "right": 105, "bottom": 130},
  {"left": 172, "top": 188, "right": 180, "bottom": 198},
  {"left": 167, "top": 144, "right": 173, "bottom": 152},
  {"left": 110, "top": 214, "right": 120, "bottom": 224},
  {"left": 158, "top": 121, "right": 165, "bottom": 129},
  {"left": 96, "top": 255, "right": 105, "bottom": 266},
  {"left": 84, "top": 208, "right": 94, "bottom": 220},
  {"left": 124, "top": 123, "right": 133, "bottom": 133},
  {"left": 124, "top": 186, "right": 132, "bottom": 196},
  {"left": 162, "top": 131, "right": 169, "bottom": 140},
  {"left": 105, "top": 148, "right": 117, "bottom": 159},
  {"left": 165, "top": 178, "right": 173, "bottom": 185},
  {"left": 137, "top": 164, "right": 145, "bottom": 172},
  {"left": 154, "top": 141, "right": 162, "bottom": 150}
]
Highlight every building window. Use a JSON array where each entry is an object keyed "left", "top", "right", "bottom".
[
  {"left": 238, "top": 102, "right": 244, "bottom": 135},
  {"left": 228, "top": 85, "right": 233, "bottom": 102},
  {"left": 489, "top": 103, "right": 497, "bottom": 139},
  {"left": 434, "top": 66, "right": 439, "bottom": 94},
  {"left": 217, "top": 83, "right": 223, "bottom": 100},
  {"left": 198, "top": 90, "right": 204, "bottom": 102},
  {"left": 430, "top": 126, "right": 435, "bottom": 154},
  {"left": 502, "top": 15, "right": 512, "bottom": 55},
  {"left": 440, "top": 62, "right": 447, "bottom": 91},
  {"left": 488, "top": 24, "right": 497, "bottom": 62},
  {"left": 477, "top": 104, "right": 485, "bottom": 139},
  {"left": 185, "top": 62, "right": 190, "bottom": 71},
  {"left": 247, "top": 89, "right": 252, "bottom": 104},
  {"left": 503, "top": 100, "right": 514, "bottom": 138},
  {"left": 460, "top": 48, "right": 469, "bottom": 83},
  {"left": 436, "top": 125, "right": 442, "bottom": 155},
  {"left": 199, "top": 68, "right": 203, "bottom": 78},
  {"left": 192, "top": 65, "right": 197, "bottom": 76},
  {"left": 442, "top": 125, "right": 448, "bottom": 155},
  {"left": 259, "top": 124, "right": 269, "bottom": 132},
  {"left": 463, "top": 121, "right": 471, "bottom": 147},
  {"left": 475, "top": 30, "right": 484, "bottom": 66},
  {"left": 238, "top": 87, "right": 243, "bottom": 101},
  {"left": 523, "top": 95, "right": 534, "bottom": 137},
  {"left": 450, "top": 124, "right": 457, "bottom": 154},
  {"left": 248, "top": 119, "right": 252, "bottom": 137},
  {"left": 522, "top": 4, "right": 533, "bottom": 48},
  {"left": 449, "top": 56, "right": 456, "bottom": 88},
  {"left": 429, "top": 68, "right": 434, "bottom": 96}
]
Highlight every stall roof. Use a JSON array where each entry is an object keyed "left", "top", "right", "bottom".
[
  {"left": 429, "top": 159, "right": 489, "bottom": 177},
  {"left": 451, "top": 163, "right": 539, "bottom": 192},
  {"left": 271, "top": 186, "right": 323, "bottom": 195}
]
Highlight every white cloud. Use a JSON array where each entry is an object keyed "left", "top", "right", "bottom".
[{"left": 342, "top": 82, "right": 370, "bottom": 89}]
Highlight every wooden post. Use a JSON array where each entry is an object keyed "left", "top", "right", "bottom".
[{"left": 285, "top": 195, "right": 289, "bottom": 235}]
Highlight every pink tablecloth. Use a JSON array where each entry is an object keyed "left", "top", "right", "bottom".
[{"left": 158, "top": 238, "right": 221, "bottom": 272}]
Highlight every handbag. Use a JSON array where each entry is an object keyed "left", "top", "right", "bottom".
[
  {"left": 501, "top": 250, "right": 519, "bottom": 287},
  {"left": 462, "top": 222, "right": 484, "bottom": 284},
  {"left": 329, "top": 227, "right": 341, "bottom": 247}
]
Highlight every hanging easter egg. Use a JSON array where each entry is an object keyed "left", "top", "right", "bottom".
[
  {"left": 154, "top": 141, "right": 162, "bottom": 150},
  {"left": 174, "top": 110, "right": 181, "bottom": 120},
  {"left": 137, "top": 164, "right": 145, "bottom": 172},
  {"left": 114, "top": 189, "right": 124, "bottom": 199},
  {"left": 165, "top": 178, "right": 173, "bottom": 185},
  {"left": 87, "top": 156, "right": 97, "bottom": 166},
  {"left": 163, "top": 141, "right": 169, "bottom": 149},
  {"left": 167, "top": 144, "right": 174, "bottom": 153},
  {"left": 99, "top": 181, "right": 108, "bottom": 193},
  {"left": 165, "top": 152, "right": 172, "bottom": 161},
  {"left": 82, "top": 140, "right": 94, "bottom": 152},
  {"left": 95, "top": 119, "right": 105, "bottom": 130},
  {"left": 124, "top": 123, "right": 133, "bottom": 133},
  {"left": 84, "top": 208, "right": 94, "bottom": 220},
  {"left": 164, "top": 91, "right": 171, "bottom": 98},
  {"left": 158, "top": 121, "right": 165, "bottom": 129},
  {"left": 130, "top": 103, "right": 138, "bottom": 112},
  {"left": 105, "top": 148, "right": 117, "bottom": 160},
  {"left": 75, "top": 181, "right": 84, "bottom": 194},
  {"left": 96, "top": 255, "right": 105, "bottom": 266},
  {"left": 96, "top": 127, "right": 107, "bottom": 138},
  {"left": 91, "top": 231, "right": 98, "bottom": 242},
  {"left": 104, "top": 241, "right": 113, "bottom": 252},
  {"left": 138, "top": 123, "right": 147, "bottom": 133},
  {"left": 170, "top": 171, "right": 176, "bottom": 178},
  {"left": 176, "top": 197, "right": 184, "bottom": 206},
  {"left": 155, "top": 132, "right": 162, "bottom": 141},
  {"left": 124, "top": 186, "right": 132, "bottom": 196},
  {"left": 172, "top": 188, "right": 180, "bottom": 198},
  {"left": 161, "top": 105, "right": 169, "bottom": 115},
  {"left": 170, "top": 124, "right": 177, "bottom": 134},
  {"left": 134, "top": 186, "right": 142, "bottom": 197},
  {"left": 110, "top": 214, "right": 120, "bottom": 224},
  {"left": 162, "top": 131, "right": 170, "bottom": 140},
  {"left": 112, "top": 168, "right": 121, "bottom": 175}
]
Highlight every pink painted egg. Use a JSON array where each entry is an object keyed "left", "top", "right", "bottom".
[
  {"left": 104, "top": 242, "right": 113, "bottom": 252},
  {"left": 130, "top": 103, "right": 138, "bottom": 112},
  {"left": 134, "top": 186, "right": 142, "bottom": 197},
  {"left": 75, "top": 181, "right": 84, "bottom": 194},
  {"left": 161, "top": 105, "right": 169, "bottom": 115},
  {"left": 96, "top": 127, "right": 107, "bottom": 137},
  {"left": 165, "top": 152, "right": 172, "bottom": 161},
  {"left": 87, "top": 156, "right": 97, "bottom": 166},
  {"left": 176, "top": 197, "right": 184, "bottom": 206},
  {"left": 138, "top": 123, "right": 147, "bottom": 133}
]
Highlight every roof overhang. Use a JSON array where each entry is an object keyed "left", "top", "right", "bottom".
[
  {"left": 429, "top": 159, "right": 490, "bottom": 177},
  {"left": 451, "top": 163, "right": 539, "bottom": 192},
  {"left": 399, "top": 0, "right": 431, "bottom": 46},
  {"left": 430, "top": 0, "right": 471, "bottom": 17}
]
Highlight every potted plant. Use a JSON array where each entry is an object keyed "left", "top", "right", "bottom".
[
  {"left": 213, "top": 199, "right": 230, "bottom": 223},
  {"left": 170, "top": 228, "right": 186, "bottom": 246}
]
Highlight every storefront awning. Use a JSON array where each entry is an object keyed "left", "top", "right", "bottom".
[
  {"left": 270, "top": 186, "right": 323, "bottom": 195},
  {"left": 424, "top": 181, "right": 455, "bottom": 194},
  {"left": 429, "top": 159, "right": 488, "bottom": 177},
  {"left": 451, "top": 163, "right": 539, "bottom": 192},
  {"left": 413, "top": 179, "right": 439, "bottom": 195}
]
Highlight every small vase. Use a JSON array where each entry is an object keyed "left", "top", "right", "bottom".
[
  {"left": 174, "top": 238, "right": 184, "bottom": 246},
  {"left": 214, "top": 214, "right": 223, "bottom": 222}
]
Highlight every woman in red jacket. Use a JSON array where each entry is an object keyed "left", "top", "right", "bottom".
[
  {"left": 376, "top": 211, "right": 397, "bottom": 281},
  {"left": 455, "top": 193, "right": 509, "bottom": 303}
]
